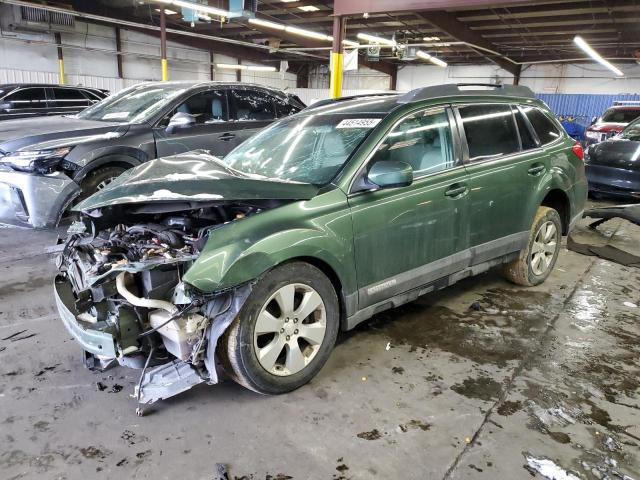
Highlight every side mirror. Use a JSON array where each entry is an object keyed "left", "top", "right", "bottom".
[
  {"left": 590, "top": 116, "right": 598, "bottom": 126},
  {"left": 166, "top": 111, "right": 196, "bottom": 134},
  {"left": 367, "top": 161, "right": 413, "bottom": 189}
]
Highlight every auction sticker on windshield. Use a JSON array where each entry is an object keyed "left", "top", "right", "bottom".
[{"left": 336, "top": 118, "right": 382, "bottom": 129}]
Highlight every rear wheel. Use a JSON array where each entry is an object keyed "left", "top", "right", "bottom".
[
  {"left": 502, "top": 206, "right": 562, "bottom": 286},
  {"left": 219, "top": 262, "right": 339, "bottom": 394}
]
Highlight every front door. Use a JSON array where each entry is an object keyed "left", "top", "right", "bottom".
[
  {"left": 154, "top": 88, "right": 237, "bottom": 158},
  {"left": 349, "top": 106, "right": 470, "bottom": 309}
]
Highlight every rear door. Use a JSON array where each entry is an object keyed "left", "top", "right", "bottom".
[
  {"left": 456, "top": 103, "right": 547, "bottom": 264},
  {"left": 227, "top": 87, "right": 278, "bottom": 148},
  {"left": 153, "top": 88, "right": 236, "bottom": 158},
  {"left": 0, "top": 87, "right": 48, "bottom": 120},
  {"left": 349, "top": 106, "right": 470, "bottom": 309}
]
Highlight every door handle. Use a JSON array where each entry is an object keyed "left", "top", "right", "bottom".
[
  {"left": 444, "top": 184, "right": 468, "bottom": 198},
  {"left": 218, "top": 133, "right": 236, "bottom": 141},
  {"left": 528, "top": 164, "right": 546, "bottom": 175}
]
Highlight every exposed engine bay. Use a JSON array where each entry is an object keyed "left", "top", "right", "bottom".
[{"left": 55, "top": 201, "right": 278, "bottom": 413}]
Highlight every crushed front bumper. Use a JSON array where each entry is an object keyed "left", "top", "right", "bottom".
[
  {"left": 54, "top": 275, "right": 117, "bottom": 358},
  {"left": 0, "top": 166, "right": 80, "bottom": 228}
]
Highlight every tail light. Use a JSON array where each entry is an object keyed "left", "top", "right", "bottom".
[{"left": 572, "top": 142, "right": 584, "bottom": 161}]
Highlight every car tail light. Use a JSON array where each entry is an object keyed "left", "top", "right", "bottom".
[{"left": 572, "top": 142, "right": 584, "bottom": 161}]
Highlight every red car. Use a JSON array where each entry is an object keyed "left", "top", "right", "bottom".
[{"left": 584, "top": 102, "right": 640, "bottom": 146}]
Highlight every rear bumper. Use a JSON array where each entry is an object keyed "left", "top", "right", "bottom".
[
  {"left": 54, "top": 275, "right": 117, "bottom": 357},
  {"left": 586, "top": 164, "right": 640, "bottom": 199},
  {"left": 0, "top": 167, "right": 79, "bottom": 228}
]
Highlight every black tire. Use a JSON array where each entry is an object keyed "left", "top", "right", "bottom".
[
  {"left": 219, "top": 262, "right": 340, "bottom": 395},
  {"left": 502, "top": 206, "right": 562, "bottom": 287},
  {"left": 77, "top": 165, "right": 127, "bottom": 204}
]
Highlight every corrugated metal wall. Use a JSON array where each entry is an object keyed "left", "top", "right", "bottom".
[{"left": 536, "top": 93, "right": 640, "bottom": 125}]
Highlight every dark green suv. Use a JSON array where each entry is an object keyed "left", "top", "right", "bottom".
[{"left": 55, "top": 84, "right": 587, "bottom": 410}]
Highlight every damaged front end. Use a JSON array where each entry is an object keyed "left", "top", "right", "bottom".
[{"left": 55, "top": 202, "right": 257, "bottom": 412}]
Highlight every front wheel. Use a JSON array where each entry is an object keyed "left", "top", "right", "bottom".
[
  {"left": 502, "top": 206, "right": 562, "bottom": 286},
  {"left": 219, "top": 262, "right": 340, "bottom": 394}
]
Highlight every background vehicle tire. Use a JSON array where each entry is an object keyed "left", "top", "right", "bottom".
[
  {"left": 77, "top": 165, "right": 127, "bottom": 203},
  {"left": 219, "top": 262, "right": 340, "bottom": 395},
  {"left": 502, "top": 206, "right": 562, "bottom": 287}
]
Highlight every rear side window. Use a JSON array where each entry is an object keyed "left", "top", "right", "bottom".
[
  {"left": 522, "top": 106, "right": 561, "bottom": 145},
  {"left": 52, "top": 88, "right": 91, "bottom": 108},
  {"left": 458, "top": 104, "right": 519, "bottom": 160},
  {"left": 229, "top": 89, "right": 275, "bottom": 121},
  {"left": 601, "top": 108, "right": 640, "bottom": 124},
  {"left": 514, "top": 107, "right": 537, "bottom": 150}
]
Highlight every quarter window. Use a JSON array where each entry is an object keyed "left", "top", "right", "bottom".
[
  {"left": 522, "top": 106, "right": 561, "bottom": 145},
  {"left": 458, "top": 104, "right": 519, "bottom": 160},
  {"left": 230, "top": 89, "right": 275, "bottom": 121},
  {"left": 274, "top": 96, "right": 300, "bottom": 117},
  {"left": 370, "top": 107, "right": 456, "bottom": 178}
]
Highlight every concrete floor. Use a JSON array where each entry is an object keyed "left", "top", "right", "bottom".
[{"left": 0, "top": 202, "right": 639, "bottom": 480}]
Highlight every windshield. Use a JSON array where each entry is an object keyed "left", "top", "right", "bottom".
[
  {"left": 223, "top": 113, "right": 383, "bottom": 184},
  {"left": 76, "top": 83, "right": 189, "bottom": 123},
  {"left": 601, "top": 108, "right": 640, "bottom": 124},
  {"left": 619, "top": 118, "right": 640, "bottom": 141}
]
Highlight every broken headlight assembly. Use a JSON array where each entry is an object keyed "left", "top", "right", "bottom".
[{"left": 0, "top": 146, "right": 74, "bottom": 174}]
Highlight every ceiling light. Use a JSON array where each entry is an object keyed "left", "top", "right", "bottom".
[
  {"left": 285, "top": 25, "right": 332, "bottom": 41},
  {"left": 342, "top": 39, "right": 360, "bottom": 48},
  {"left": 154, "top": 0, "right": 229, "bottom": 18},
  {"left": 248, "top": 18, "right": 285, "bottom": 30},
  {"left": 216, "top": 64, "right": 246, "bottom": 70},
  {"left": 423, "top": 36, "right": 440, "bottom": 41},
  {"left": 573, "top": 35, "right": 624, "bottom": 76},
  {"left": 154, "top": 8, "right": 178, "bottom": 14},
  {"left": 416, "top": 50, "right": 447, "bottom": 68},
  {"left": 298, "top": 5, "right": 320, "bottom": 11},
  {"left": 281, "top": 0, "right": 297, "bottom": 2},
  {"left": 247, "top": 65, "right": 277, "bottom": 72},
  {"left": 215, "top": 64, "right": 277, "bottom": 72},
  {"left": 356, "top": 33, "right": 396, "bottom": 47}
]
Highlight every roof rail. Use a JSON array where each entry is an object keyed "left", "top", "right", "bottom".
[
  {"left": 398, "top": 83, "right": 536, "bottom": 103},
  {"left": 305, "top": 93, "right": 398, "bottom": 110}
]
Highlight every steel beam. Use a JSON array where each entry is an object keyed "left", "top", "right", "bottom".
[
  {"left": 160, "top": 8, "right": 168, "bottom": 81},
  {"left": 55, "top": 32, "right": 65, "bottom": 85},
  {"left": 333, "top": 0, "right": 532, "bottom": 16},
  {"left": 330, "top": 16, "right": 345, "bottom": 98}
]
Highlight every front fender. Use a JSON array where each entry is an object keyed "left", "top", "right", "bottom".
[{"left": 183, "top": 189, "right": 356, "bottom": 299}]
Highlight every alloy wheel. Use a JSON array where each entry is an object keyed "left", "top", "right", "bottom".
[
  {"left": 530, "top": 220, "right": 558, "bottom": 276},
  {"left": 253, "top": 283, "right": 327, "bottom": 376}
]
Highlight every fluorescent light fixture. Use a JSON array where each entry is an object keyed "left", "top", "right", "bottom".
[
  {"left": 416, "top": 50, "right": 447, "bottom": 68},
  {"left": 285, "top": 25, "right": 332, "bottom": 41},
  {"left": 298, "top": 5, "right": 320, "bottom": 11},
  {"left": 342, "top": 39, "right": 360, "bottom": 48},
  {"left": 248, "top": 17, "right": 285, "bottom": 30},
  {"left": 281, "top": 0, "right": 297, "bottom": 2},
  {"left": 573, "top": 35, "right": 624, "bottom": 76},
  {"left": 356, "top": 33, "right": 396, "bottom": 47},
  {"left": 423, "top": 36, "right": 440, "bottom": 41},
  {"left": 154, "top": 0, "right": 229, "bottom": 18},
  {"left": 215, "top": 64, "right": 276, "bottom": 72},
  {"left": 155, "top": 8, "right": 178, "bottom": 14}
]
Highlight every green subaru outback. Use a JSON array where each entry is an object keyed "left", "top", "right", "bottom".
[{"left": 55, "top": 83, "right": 587, "bottom": 410}]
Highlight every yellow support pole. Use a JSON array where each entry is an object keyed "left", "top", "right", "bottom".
[
  {"left": 330, "top": 52, "right": 343, "bottom": 99},
  {"left": 161, "top": 58, "right": 168, "bottom": 81},
  {"left": 330, "top": 16, "right": 345, "bottom": 99},
  {"left": 55, "top": 32, "right": 65, "bottom": 85}
]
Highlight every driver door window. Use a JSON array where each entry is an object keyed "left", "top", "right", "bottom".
[
  {"left": 370, "top": 107, "right": 457, "bottom": 178},
  {"left": 163, "top": 89, "right": 228, "bottom": 126}
]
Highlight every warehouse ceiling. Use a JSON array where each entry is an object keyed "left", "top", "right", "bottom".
[{"left": 11, "top": 0, "right": 640, "bottom": 74}]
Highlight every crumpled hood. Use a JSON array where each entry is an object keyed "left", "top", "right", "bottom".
[
  {"left": 75, "top": 151, "right": 319, "bottom": 211},
  {"left": 0, "top": 115, "right": 125, "bottom": 152}
]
